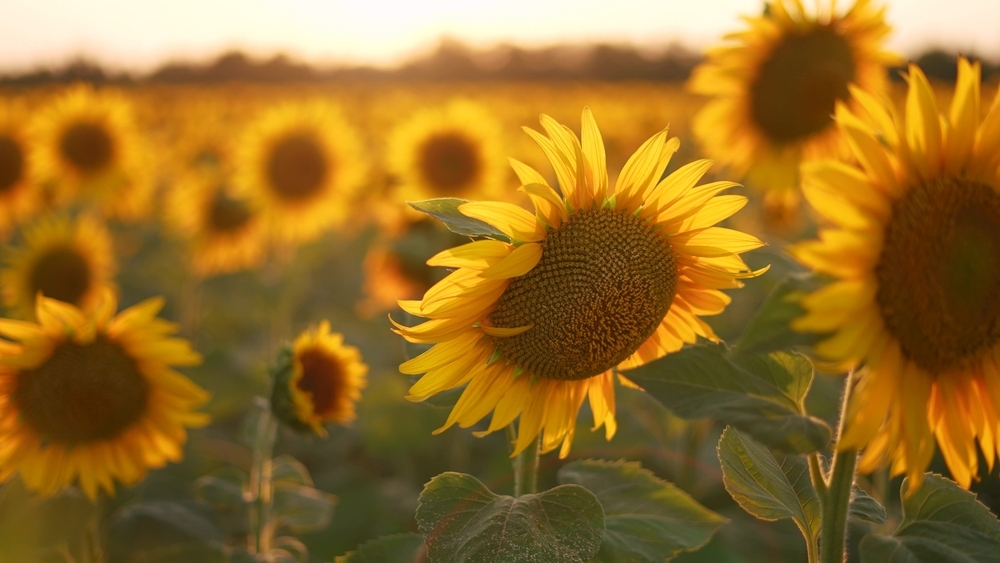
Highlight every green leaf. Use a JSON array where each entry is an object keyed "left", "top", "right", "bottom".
[
  {"left": 408, "top": 198, "right": 510, "bottom": 240},
  {"left": 108, "top": 500, "right": 226, "bottom": 563},
  {"left": 272, "top": 454, "right": 314, "bottom": 486},
  {"left": 336, "top": 533, "right": 425, "bottom": 563},
  {"left": 731, "top": 273, "right": 829, "bottom": 357},
  {"left": 849, "top": 485, "right": 887, "bottom": 525},
  {"left": 717, "top": 427, "right": 820, "bottom": 542},
  {"left": 558, "top": 459, "right": 726, "bottom": 562},
  {"left": 194, "top": 474, "right": 246, "bottom": 511},
  {"left": 626, "top": 344, "right": 831, "bottom": 453},
  {"left": 415, "top": 472, "right": 605, "bottom": 563},
  {"left": 272, "top": 483, "right": 337, "bottom": 534},
  {"left": 860, "top": 474, "right": 1000, "bottom": 563}
]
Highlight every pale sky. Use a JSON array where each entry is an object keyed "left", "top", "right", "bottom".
[{"left": 1, "top": 0, "right": 998, "bottom": 74}]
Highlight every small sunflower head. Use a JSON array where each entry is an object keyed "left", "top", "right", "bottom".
[{"left": 270, "top": 321, "right": 368, "bottom": 437}]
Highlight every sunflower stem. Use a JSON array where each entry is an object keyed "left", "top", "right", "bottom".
[
  {"left": 819, "top": 372, "right": 859, "bottom": 563},
  {"left": 509, "top": 425, "right": 540, "bottom": 497},
  {"left": 247, "top": 400, "right": 279, "bottom": 555}
]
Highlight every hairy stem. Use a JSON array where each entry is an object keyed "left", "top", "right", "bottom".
[
  {"left": 508, "top": 425, "right": 540, "bottom": 497},
  {"left": 247, "top": 402, "right": 278, "bottom": 555},
  {"left": 820, "top": 372, "right": 859, "bottom": 563}
]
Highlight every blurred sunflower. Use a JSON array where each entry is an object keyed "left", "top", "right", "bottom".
[
  {"left": 387, "top": 99, "right": 506, "bottom": 204},
  {"left": 396, "top": 109, "right": 764, "bottom": 456},
  {"left": 791, "top": 59, "right": 1000, "bottom": 492},
  {"left": 688, "top": 0, "right": 899, "bottom": 214},
  {"left": 237, "top": 102, "right": 367, "bottom": 244},
  {"left": 30, "top": 84, "right": 152, "bottom": 220},
  {"left": 0, "top": 100, "right": 40, "bottom": 239},
  {"left": 0, "top": 290, "right": 208, "bottom": 498},
  {"left": 1, "top": 214, "right": 116, "bottom": 320},
  {"left": 357, "top": 218, "right": 468, "bottom": 318},
  {"left": 166, "top": 171, "right": 266, "bottom": 277},
  {"left": 271, "top": 320, "right": 368, "bottom": 436}
]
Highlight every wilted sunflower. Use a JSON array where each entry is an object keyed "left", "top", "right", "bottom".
[
  {"left": 271, "top": 321, "right": 368, "bottom": 436},
  {"left": 166, "top": 171, "right": 266, "bottom": 277},
  {"left": 688, "top": 0, "right": 899, "bottom": 212},
  {"left": 1, "top": 214, "right": 116, "bottom": 319},
  {"left": 396, "top": 109, "right": 764, "bottom": 456},
  {"left": 0, "top": 100, "right": 40, "bottom": 238},
  {"left": 387, "top": 99, "right": 506, "bottom": 204},
  {"left": 792, "top": 59, "right": 1000, "bottom": 492},
  {"left": 30, "top": 84, "right": 152, "bottom": 220},
  {"left": 0, "top": 290, "right": 208, "bottom": 498},
  {"left": 237, "top": 102, "right": 367, "bottom": 244}
]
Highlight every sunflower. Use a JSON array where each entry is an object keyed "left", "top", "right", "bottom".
[
  {"left": 0, "top": 290, "right": 208, "bottom": 498},
  {"left": 688, "top": 0, "right": 899, "bottom": 213},
  {"left": 237, "top": 102, "right": 367, "bottom": 244},
  {"left": 387, "top": 99, "right": 507, "bottom": 205},
  {"left": 29, "top": 84, "right": 152, "bottom": 220},
  {"left": 395, "top": 109, "right": 764, "bottom": 457},
  {"left": 357, "top": 217, "right": 468, "bottom": 318},
  {"left": 1, "top": 214, "right": 116, "bottom": 320},
  {"left": 791, "top": 59, "right": 1000, "bottom": 492},
  {"left": 0, "top": 100, "right": 40, "bottom": 239},
  {"left": 270, "top": 321, "right": 368, "bottom": 436},
  {"left": 165, "top": 170, "right": 267, "bottom": 277}
]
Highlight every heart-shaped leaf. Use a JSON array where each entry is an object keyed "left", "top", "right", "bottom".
[
  {"left": 416, "top": 472, "right": 604, "bottom": 563},
  {"left": 860, "top": 474, "right": 1000, "bottom": 562},
  {"left": 626, "top": 344, "right": 830, "bottom": 453},
  {"left": 558, "top": 459, "right": 725, "bottom": 562}
]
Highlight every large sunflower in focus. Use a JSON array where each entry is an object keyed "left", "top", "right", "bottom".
[
  {"left": 0, "top": 100, "right": 40, "bottom": 238},
  {"left": 792, "top": 59, "right": 1000, "bottom": 492},
  {"left": 30, "top": 84, "right": 152, "bottom": 220},
  {"left": 688, "top": 0, "right": 899, "bottom": 211},
  {"left": 237, "top": 102, "right": 367, "bottom": 244},
  {"left": 0, "top": 290, "right": 208, "bottom": 498},
  {"left": 1, "top": 215, "right": 116, "bottom": 319},
  {"left": 166, "top": 171, "right": 266, "bottom": 277},
  {"left": 387, "top": 99, "right": 506, "bottom": 204},
  {"left": 396, "top": 109, "right": 764, "bottom": 456}
]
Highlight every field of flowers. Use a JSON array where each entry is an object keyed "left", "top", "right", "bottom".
[{"left": 1, "top": 1, "right": 1000, "bottom": 562}]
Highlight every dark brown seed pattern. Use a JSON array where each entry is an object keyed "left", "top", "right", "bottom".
[
  {"left": 749, "top": 25, "right": 856, "bottom": 144},
  {"left": 418, "top": 132, "right": 480, "bottom": 194},
  {"left": 14, "top": 338, "right": 149, "bottom": 443},
  {"left": 30, "top": 246, "right": 92, "bottom": 306},
  {"left": 60, "top": 122, "right": 114, "bottom": 173},
  {"left": 489, "top": 206, "right": 677, "bottom": 381},
  {"left": 267, "top": 132, "right": 329, "bottom": 201},
  {"left": 876, "top": 177, "right": 1000, "bottom": 374}
]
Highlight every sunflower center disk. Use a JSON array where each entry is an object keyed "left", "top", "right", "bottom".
[
  {"left": 208, "top": 190, "right": 253, "bottom": 233},
  {"left": 31, "top": 246, "right": 92, "bottom": 306},
  {"left": 267, "top": 132, "right": 329, "bottom": 201},
  {"left": 489, "top": 207, "right": 678, "bottom": 381},
  {"left": 14, "top": 339, "right": 149, "bottom": 443},
  {"left": 60, "top": 122, "right": 113, "bottom": 173},
  {"left": 296, "top": 348, "right": 345, "bottom": 415},
  {"left": 0, "top": 134, "right": 24, "bottom": 192},
  {"left": 749, "top": 26, "right": 856, "bottom": 144},
  {"left": 876, "top": 177, "right": 1000, "bottom": 374},
  {"left": 419, "top": 132, "right": 480, "bottom": 194}
]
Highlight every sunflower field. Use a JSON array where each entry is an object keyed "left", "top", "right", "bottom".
[{"left": 1, "top": 1, "right": 1000, "bottom": 562}]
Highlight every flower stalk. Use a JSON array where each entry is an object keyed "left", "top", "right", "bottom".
[
  {"left": 247, "top": 399, "right": 279, "bottom": 555},
  {"left": 818, "top": 372, "right": 859, "bottom": 563},
  {"left": 508, "top": 425, "right": 540, "bottom": 497}
]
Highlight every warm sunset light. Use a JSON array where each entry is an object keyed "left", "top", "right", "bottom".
[
  {"left": 2, "top": 1, "right": 999, "bottom": 562},
  {"left": 1, "top": 0, "right": 999, "bottom": 72}
]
